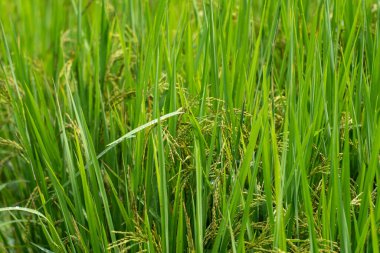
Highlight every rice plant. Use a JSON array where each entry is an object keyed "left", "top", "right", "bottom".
[{"left": 1, "top": 0, "right": 379, "bottom": 252}]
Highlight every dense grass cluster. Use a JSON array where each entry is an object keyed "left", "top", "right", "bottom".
[{"left": 1, "top": 0, "right": 380, "bottom": 252}]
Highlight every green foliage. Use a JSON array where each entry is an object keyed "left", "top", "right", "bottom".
[{"left": 1, "top": 0, "right": 379, "bottom": 252}]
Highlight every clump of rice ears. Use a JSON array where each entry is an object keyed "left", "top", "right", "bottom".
[{"left": 1, "top": 0, "right": 380, "bottom": 252}]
